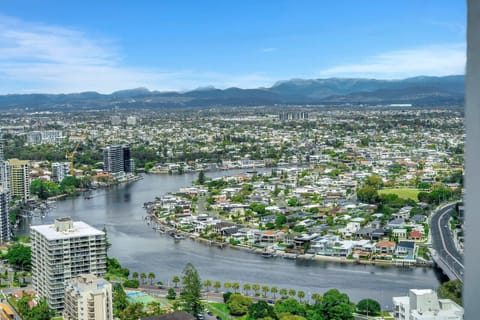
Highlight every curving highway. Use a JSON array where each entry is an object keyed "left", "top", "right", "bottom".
[{"left": 430, "top": 203, "right": 464, "bottom": 281}]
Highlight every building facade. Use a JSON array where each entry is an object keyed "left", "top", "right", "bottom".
[
  {"left": 31, "top": 217, "right": 107, "bottom": 311},
  {"left": 392, "top": 289, "right": 463, "bottom": 320},
  {"left": 103, "top": 145, "right": 133, "bottom": 173},
  {"left": 52, "top": 162, "right": 70, "bottom": 183},
  {"left": 0, "top": 188, "right": 10, "bottom": 243},
  {"left": 63, "top": 274, "right": 113, "bottom": 320},
  {"left": 27, "top": 130, "right": 63, "bottom": 145},
  {"left": 2, "top": 159, "right": 30, "bottom": 200}
]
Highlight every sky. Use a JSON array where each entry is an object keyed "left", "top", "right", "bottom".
[{"left": 0, "top": 0, "right": 466, "bottom": 94}]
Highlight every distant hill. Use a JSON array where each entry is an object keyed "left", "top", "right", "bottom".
[{"left": 0, "top": 75, "right": 464, "bottom": 110}]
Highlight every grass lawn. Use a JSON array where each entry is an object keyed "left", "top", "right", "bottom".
[
  {"left": 206, "top": 302, "right": 247, "bottom": 320},
  {"left": 378, "top": 188, "right": 420, "bottom": 201}
]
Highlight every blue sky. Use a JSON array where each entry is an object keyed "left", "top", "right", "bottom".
[{"left": 0, "top": 0, "right": 466, "bottom": 93}]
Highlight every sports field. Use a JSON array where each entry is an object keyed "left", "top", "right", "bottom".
[{"left": 378, "top": 188, "right": 420, "bottom": 201}]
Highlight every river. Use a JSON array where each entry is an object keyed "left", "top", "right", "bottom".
[{"left": 19, "top": 170, "right": 446, "bottom": 309}]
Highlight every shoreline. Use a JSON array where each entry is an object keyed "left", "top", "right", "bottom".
[{"left": 147, "top": 216, "right": 433, "bottom": 269}]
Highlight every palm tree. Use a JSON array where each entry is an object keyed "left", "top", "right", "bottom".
[
  {"left": 224, "top": 282, "right": 232, "bottom": 291},
  {"left": 213, "top": 281, "right": 221, "bottom": 292},
  {"left": 140, "top": 273, "right": 147, "bottom": 284},
  {"left": 252, "top": 283, "right": 260, "bottom": 296},
  {"left": 172, "top": 276, "right": 180, "bottom": 288},
  {"left": 261, "top": 285, "right": 269, "bottom": 297},
  {"left": 271, "top": 286, "right": 278, "bottom": 299},
  {"left": 243, "top": 283, "right": 251, "bottom": 296},
  {"left": 297, "top": 290, "right": 305, "bottom": 302},
  {"left": 232, "top": 282, "right": 240, "bottom": 293},
  {"left": 280, "top": 288, "right": 287, "bottom": 299},
  {"left": 132, "top": 272, "right": 139, "bottom": 280},
  {"left": 288, "top": 289, "right": 296, "bottom": 298},
  {"left": 311, "top": 293, "right": 322, "bottom": 305},
  {"left": 148, "top": 272, "right": 155, "bottom": 285},
  {"left": 203, "top": 280, "right": 212, "bottom": 292}
]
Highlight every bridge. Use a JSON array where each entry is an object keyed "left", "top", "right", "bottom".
[{"left": 429, "top": 203, "right": 464, "bottom": 282}]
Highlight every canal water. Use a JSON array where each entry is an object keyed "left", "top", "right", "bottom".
[{"left": 20, "top": 170, "right": 446, "bottom": 308}]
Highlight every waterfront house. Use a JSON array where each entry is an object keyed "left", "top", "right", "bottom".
[
  {"left": 395, "top": 241, "right": 417, "bottom": 262},
  {"left": 409, "top": 230, "right": 424, "bottom": 241},
  {"left": 392, "top": 228, "right": 408, "bottom": 240},
  {"left": 375, "top": 241, "right": 396, "bottom": 255}
]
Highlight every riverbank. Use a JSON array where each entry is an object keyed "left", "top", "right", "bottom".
[{"left": 146, "top": 215, "right": 431, "bottom": 268}]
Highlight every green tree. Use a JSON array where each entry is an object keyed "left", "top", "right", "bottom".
[
  {"left": 167, "top": 287, "right": 177, "bottom": 300},
  {"left": 180, "top": 263, "right": 203, "bottom": 317},
  {"left": 132, "top": 272, "right": 139, "bottom": 280},
  {"left": 6, "top": 244, "right": 31, "bottom": 270},
  {"left": 148, "top": 272, "right": 156, "bottom": 285},
  {"left": 297, "top": 290, "right": 305, "bottom": 302},
  {"left": 275, "top": 215, "right": 287, "bottom": 227},
  {"left": 247, "top": 300, "right": 277, "bottom": 320},
  {"left": 172, "top": 275, "right": 180, "bottom": 288},
  {"left": 113, "top": 283, "right": 129, "bottom": 317},
  {"left": 227, "top": 294, "right": 253, "bottom": 316},
  {"left": 315, "top": 289, "right": 354, "bottom": 320},
  {"left": 438, "top": 279, "right": 463, "bottom": 306},
  {"left": 252, "top": 283, "right": 260, "bottom": 296},
  {"left": 288, "top": 289, "right": 296, "bottom": 298},
  {"left": 140, "top": 272, "right": 147, "bottom": 284},
  {"left": 357, "top": 186, "right": 379, "bottom": 204},
  {"left": 365, "top": 174, "right": 383, "bottom": 189},
  {"left": 311, "top": 293, "right": 322, "bottom": 305},
  {"left": 213, "top": 281, "right": 221, "bottom": 292},
  {"left": 224, "top": 281, "right": 232, "bottom": 291},
  {"left": 121, "top": 302, "right": 146, "bottom": 320},
  {"left": 280, "top": 288, "right": 288, "bottom": 298},
  {"left": 271, "top": 286, "right": 278, "bottom": 299},
  {"left": 356, "top": 298, "right": 381, "bottom": 316},
  {"left": 197, "top": 170, "right": 206, "bottom": 185},
  {"left": 243, "top": 283, "right": 251, "bottom": 296},
  {"left": 274, "top": 298, "right": 305, "bottom": 316},
  {"left": 203, "top": 279, "right": 212, "bottom": 292},
  {"left": 232, "top": 282, "right": 240, "bottom": 293},
  {"left": 262, "top": 285, "right": 270, "bottom": 297}
]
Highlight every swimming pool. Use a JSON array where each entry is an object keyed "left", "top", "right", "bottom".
[{"left": 126, "top": 291, "right": 145, "bottom": 298}]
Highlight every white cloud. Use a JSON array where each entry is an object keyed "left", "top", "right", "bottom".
[
  {"left": 0, "top": 15, "right": 275, "bottom": 93},
  {"left": 319, "top": 44, "right": 466, "bottom": 79}
]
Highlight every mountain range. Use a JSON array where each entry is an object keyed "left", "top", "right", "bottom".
[{"left": 0, "top": 75, "right": 464, "bottom": 110}]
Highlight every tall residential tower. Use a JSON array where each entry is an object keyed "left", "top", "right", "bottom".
[{"left": 31, "top": 217, "right": 107, "bottom": 311}]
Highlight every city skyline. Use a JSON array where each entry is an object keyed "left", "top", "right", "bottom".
[{"left": 0, "top": 0, "right": 466, "bottom": 94}]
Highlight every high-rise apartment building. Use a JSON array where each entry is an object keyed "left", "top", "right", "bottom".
[
  {"left": 110, "top": 116, "right": 121, "bottom": 126},
  {"left": 26, "top": 130, "right": 63, "bottom": 145},
  {"left": 126, "top": 116, "right": 137, "bottom": 126},
  {"left": 2, "top": 159, "right": 30, "bottom": 200},
  {"left": 63, "top": 274, "right": 113, "bottom": 320},
  {"left": 52, "top": 162, "right": 70, "bottom": 183},
  {"left": 0, "top": 188, "right": 10, "bottom": 243},
  {"left": 103, "top": 145, "right": 133, "bottom": 173},
  {"left": 31, "top": 217, "right": 107, "bottom": 311}
]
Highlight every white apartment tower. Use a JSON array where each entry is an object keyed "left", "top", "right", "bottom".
[
  {"left": 31, "top": 217, "right": 107, "bottom": 311},
  {"left": 0, "top": 188, "right": 10, "bottom": 243},
  {"left": 52, "top": 162, "right": 70, "bottom": 183},
  {"left": 392, "top": 289, "right": 463, "bottom": 320},
  {"left": 63, "top": 274, "right": 113, "bottom": 320}
]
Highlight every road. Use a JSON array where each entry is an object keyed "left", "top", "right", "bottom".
[{"left": 430, "top": 203, "right": 464, "bottom": 281}]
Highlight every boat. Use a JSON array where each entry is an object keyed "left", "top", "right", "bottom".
[
  {"left": 261, "top": 251, "right": 275, "bottom": 258},
  {"left": 174, "top": 233, "right": 185, "bottom": 240},
  {"left": 169, "top": 232, "right": 185, "bottom": 240},
  {"left": 283, "top": 254, "right": 298, "bottom": 260}
]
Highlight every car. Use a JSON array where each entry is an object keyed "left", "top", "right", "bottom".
[{"left": 207, "top": 311, "right": 213, "bottom": 316}]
